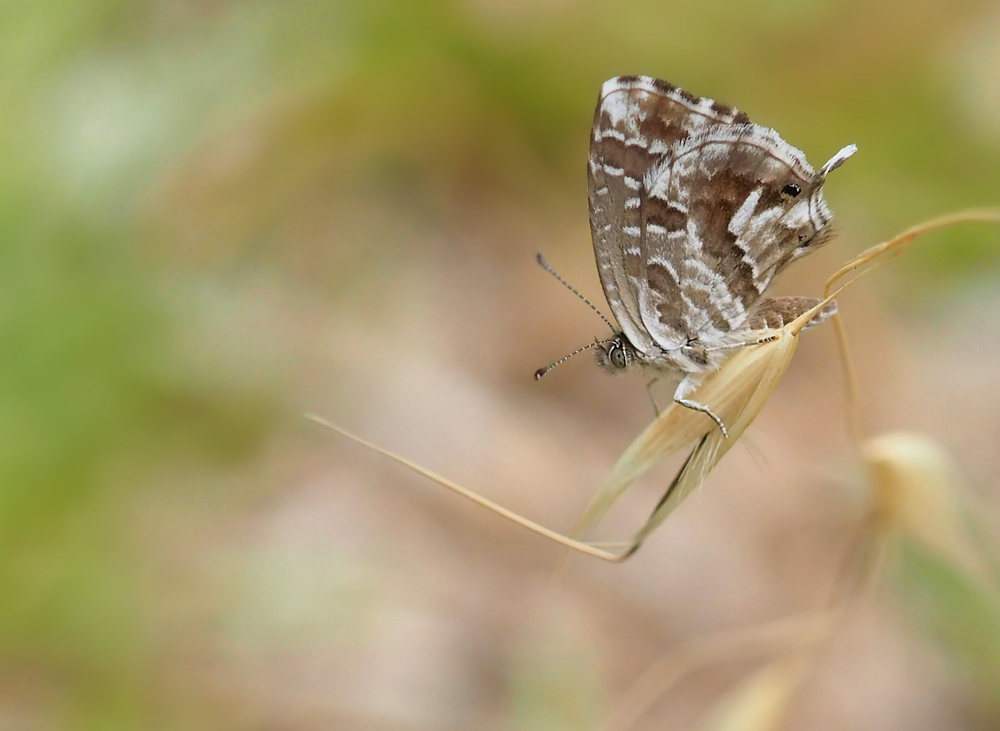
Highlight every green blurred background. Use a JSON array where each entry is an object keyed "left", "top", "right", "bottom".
[{"left": 3, "top": 0, "right": 1000, "bottom": 729}]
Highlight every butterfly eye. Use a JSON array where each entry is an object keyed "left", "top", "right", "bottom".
[
  {"left": 781, "top": 183, "right": 801, "bottom": 198},
  {"left": 609, "top": 344, "right": 628, "bottom": 369}
]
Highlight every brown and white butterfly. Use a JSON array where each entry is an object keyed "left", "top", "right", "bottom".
[{"left": 538, "top": 76, "right": 855, "bottom": 436}]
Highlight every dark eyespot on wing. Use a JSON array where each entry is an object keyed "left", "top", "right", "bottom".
[{"left": 756, "top": 180, "right": 787, "bottom": 211}]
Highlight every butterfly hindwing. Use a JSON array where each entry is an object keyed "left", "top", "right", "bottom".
[{"left": 639, "top": 124, "right": 833, "bottom": 351}]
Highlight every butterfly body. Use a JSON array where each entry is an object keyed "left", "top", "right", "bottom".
[
  {"left": 585, "top": 76, "right": 854, "bottom": 431},
  {"left": 595, "top": 332, "right": 716, "bottom": 375}
]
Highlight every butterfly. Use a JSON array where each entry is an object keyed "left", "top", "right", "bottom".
[{"left": 565, "top": 75, "right": 855, "bottom": 436}]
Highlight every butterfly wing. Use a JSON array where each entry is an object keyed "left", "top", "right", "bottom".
[
  {"left": 588, "top": 76, "right": 750, "bottom": 357},
  {"left": 637, "top": 120, "right": 841, "bottom": 352}
]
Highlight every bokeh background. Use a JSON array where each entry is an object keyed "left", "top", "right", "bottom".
[{"left": 4, "top": 1, "right": 1000, "bottom": 729}]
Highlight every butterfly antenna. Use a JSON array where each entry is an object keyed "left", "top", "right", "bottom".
[
  {"left": 534, "top": 339, "right": 611, "bottom": 380},
  {"left": 536, "top": 254, "right": 615, "bottom": 332}
]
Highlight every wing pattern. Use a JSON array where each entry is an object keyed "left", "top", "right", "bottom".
[
  {"left": 588, "top": 76, "right": 751, "bottom": 358},
  {"left": 588, "top": 76, "right": 850, "bottom": 369}
]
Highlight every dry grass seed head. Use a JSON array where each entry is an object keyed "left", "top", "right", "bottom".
[
  {"left": 863, "top": 431, "right": 991, "bottom": 584},
  {"left": 582, "top": 298, "right": 831, "bottom": 549}
]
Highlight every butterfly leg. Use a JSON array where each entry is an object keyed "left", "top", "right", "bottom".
[
  {"left": 645, "top": 377, "right": 662, "bottom": 416},
  {"left": 673, "top": 373, "right": 728, "bottom": 438}
]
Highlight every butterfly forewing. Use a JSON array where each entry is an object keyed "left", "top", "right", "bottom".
[{"left": 588, "top": 77, "right": 752, "bottom": 357}]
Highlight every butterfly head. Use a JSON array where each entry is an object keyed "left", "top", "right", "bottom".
[{"left": 597, "top": 334, "right": 639, "bottom": 373}]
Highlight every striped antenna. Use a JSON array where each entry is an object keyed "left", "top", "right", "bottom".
[
  {"left": 534, "top": 339, "right": 613, "bottom": 380},
  {"left": 536, "top": 254, "right": 615, "bottom": 332}
]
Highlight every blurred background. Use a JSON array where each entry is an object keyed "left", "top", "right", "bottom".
[{"left": 3, "top": 0, "right": 1000, "bottom": 729}]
